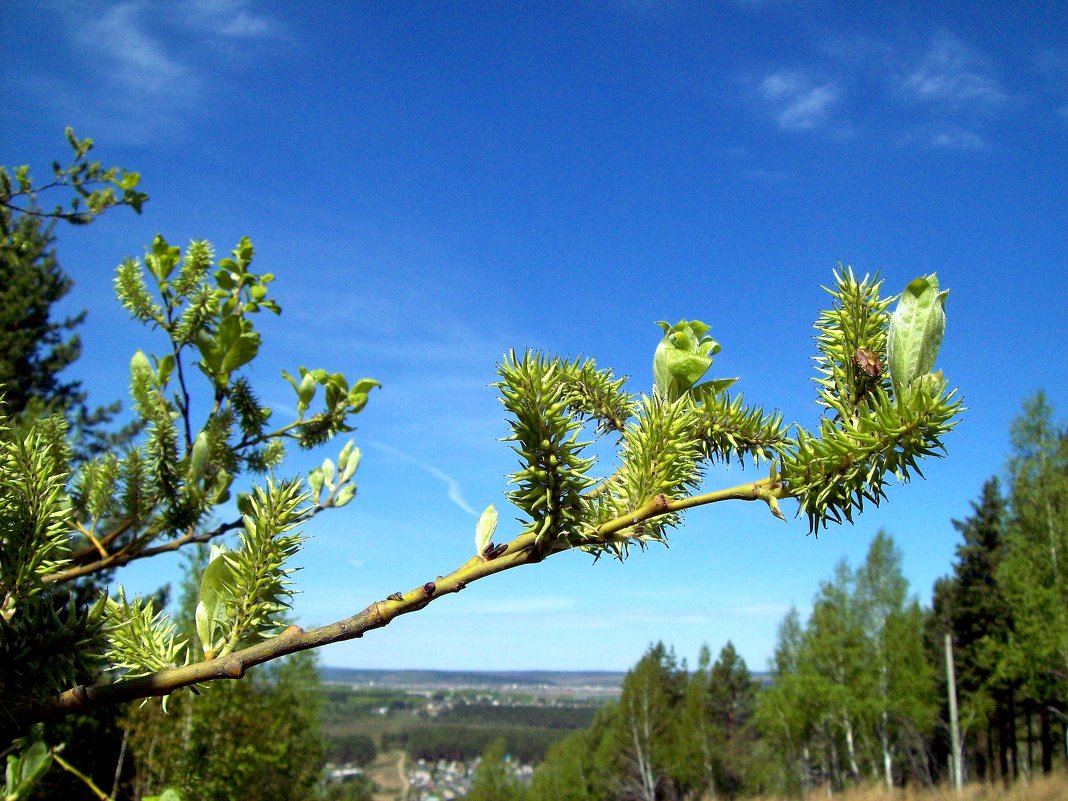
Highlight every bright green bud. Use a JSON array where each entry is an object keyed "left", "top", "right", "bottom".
[
  {"left": 887, "top": 274, "right": 949, "bottom": 404},
  {"left": 475, "top": 504, "right": 498, "bottom": 555}
]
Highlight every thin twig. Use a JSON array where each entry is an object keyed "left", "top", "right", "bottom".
[{"left": 53, "top": 749, "right": 114, "bottom": 801}]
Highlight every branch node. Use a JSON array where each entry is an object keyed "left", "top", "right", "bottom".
[
  {"left": 282, "top": 624, "right": 304, "bottom": 639},
  {"left": 422, "top": 581, "right": 436, "bottom": 598}
]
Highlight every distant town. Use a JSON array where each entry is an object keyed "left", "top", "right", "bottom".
[{"left": 320, "top": 668, "right": 626, "bottom": 800}]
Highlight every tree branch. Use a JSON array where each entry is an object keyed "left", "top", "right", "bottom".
[
  {"left": 19, "top": 476, "right": 788, "bottom": 727},
  {"left": 44, "top": 518, "right": 244, "bottom": 584}
]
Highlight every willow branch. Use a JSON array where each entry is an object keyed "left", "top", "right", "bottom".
[
  {"left": 44, "top": 518, "right": 243, "bottom": 585},
  {"left": 20, "top": 476, "right": 788, "bottom": 727},
  {"left": 69, "top": 518, "right": 136, "bottom": 565}
]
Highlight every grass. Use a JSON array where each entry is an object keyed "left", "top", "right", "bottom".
[{"left": 751, "top": 774, "right": 1068, "bottom": 801}]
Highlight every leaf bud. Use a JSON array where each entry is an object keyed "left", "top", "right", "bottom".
[
  {"left": 887, "top": 274, "right": 949, "bottom": 404},
  {"left": 321, "top": 458, "right": 336, "bottom": 492},
  {"left": 334, "top": 484, "right": 357, "bottom": 507},
  {"left": 474, "top": 504, "right": 498, "bottom": 555},
  {"left": 188, "top": 430, "right": 210, "bottom": 480}
]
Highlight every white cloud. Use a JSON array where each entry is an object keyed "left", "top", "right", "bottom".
[
  {"left": 758, "top": 70, "right": 840, "bottom": 131},
  {"left": 80, "top": 2, "right": 194, "bottom": 97},
  {"left": 370, "top": 442, "right": 479, "bottom": 516},
  {"left": 36, "top": 0, "right": 285, "bottom": 144},
  {"left": 904, "top": 34, "right": 1006, "bottom": 111}
]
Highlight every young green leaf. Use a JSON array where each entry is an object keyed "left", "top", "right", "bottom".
[
  {"left": 475, "top": 504, "right": 498, "bottom": 555},
  {"left": 887, "top": 274, "right": 949, "bottom": 403},
  {"left": 652, "top": 320, "right": 734, "bottom": 402},
  {"left": 195, "top": 545, "right": 238, "bottom": 657}
]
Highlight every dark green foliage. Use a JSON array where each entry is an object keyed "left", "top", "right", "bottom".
[
  {"left": 322, "top": 775, "right": 375, "bottom": 801},
  {"left": 706, "top": 642, "right": 759, "bottom": 798},
  {"left": 0, "top": 213, "right": 83, "bottom": 418},
  {"left": 325, "top": 733, "right": 377, "bottom": 767},
  {"left": 385, "top": 722, "right": 573, "bottom": 765},
  {"left": 436, "top": 703, "right": 596, "bottom": 730},
  {"left": 943, "top": 479, "right": 1011, "bottom": 694}
]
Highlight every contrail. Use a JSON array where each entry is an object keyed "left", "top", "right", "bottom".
[{"left": 369, "top": 442, "right": 479, "bottom": 516}]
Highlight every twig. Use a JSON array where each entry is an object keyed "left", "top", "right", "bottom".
[{"left": 53, "top": 749, "right": 114, "bottom": 801}]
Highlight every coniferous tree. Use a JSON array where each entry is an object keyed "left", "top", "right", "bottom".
[
  {"left": 672, "top": 644, "right": 718, "bottom": 797},
  {"left": 706, "top": 641, "right": 758, "bottom": 798},
  {"left": 754, "top": 608, "right": 816, "bottom": 797},
  {"left": 937, "top": 478, "right": 1014, "bottom": 782}
]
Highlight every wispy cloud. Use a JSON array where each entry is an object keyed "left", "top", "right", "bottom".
[
  {"left": 370, "top": 442, "right": 479, "bottom": 516},
  {"left": 183, "top": 0, "right": 284, "bottom": 39},
  {"left": 85, "top": 2, "right": 194, "bottom": 97},
  {"left": 33, "top": 0, "right": 285, "bottom": 144},
  {"left": 757, "top": 70, "right": 840, "bottom": 131},
  {"left": 904, "top": 34, "right": 1006, "bottom": 112}
]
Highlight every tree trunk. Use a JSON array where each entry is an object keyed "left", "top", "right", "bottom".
[
  {"left": 985, "top": 721, "right": 996, "bottom": 785},
  {"left": 1025, "top": 704, "right": 1034, "bottom": 778},
  {"left": 1008, "top": 689, "right": 1019, "bottom": 781},
  {"left": 843, "top": 713, "right": 860, "bottom": 782},
  {"left": 830, "top": 733, "right": 842, "bottom": 791},
  {"left": 997, "top": 700, "right": 1011, "bottom": 788},
  {"left": 880, "top": 720, "right": 894, "bottom": 792},
  {"left": 1039, "top": 705, "right": 1053, "bottom": 774},
  {"left": 802, "top": 745, "right": 813, "bottom": 798}
]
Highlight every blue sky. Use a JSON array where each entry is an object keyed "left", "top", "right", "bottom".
[{"left": 2, "top": 1, "right": 1066, "bottom": 673}]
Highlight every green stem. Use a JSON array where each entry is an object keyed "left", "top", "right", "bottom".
[{"left": 52, "top": 750, "right": 114, "bottom": 801}]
